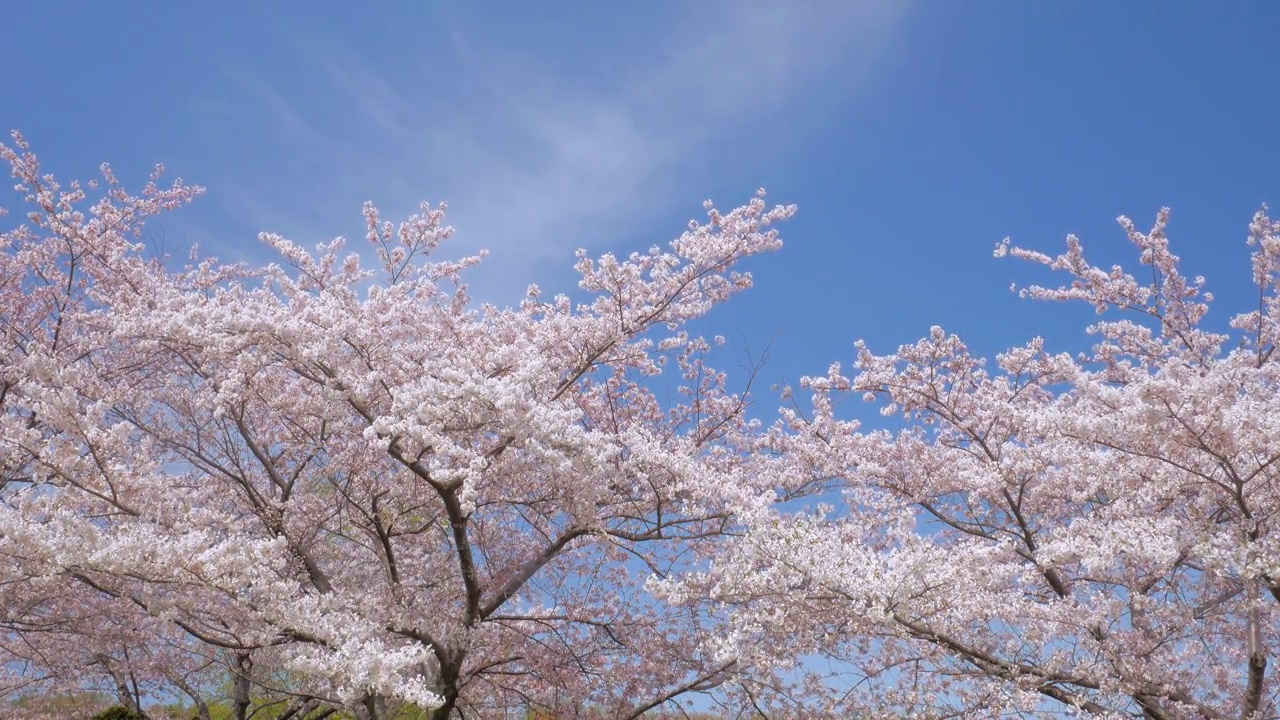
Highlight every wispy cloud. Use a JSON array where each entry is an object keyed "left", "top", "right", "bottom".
[{"left": 199, "top": 0, "right": 908, "bottom": 295}]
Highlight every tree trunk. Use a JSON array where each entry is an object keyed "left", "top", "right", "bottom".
[
  {"left": 97, "top": 658, "right": 148, "bottom": 720},
  {"left": 232, "top": 651, "right": 253, "bottom": 720},
  {"left": 111, "top": 673, "right": 147, "bottom": 719},
  {"left": 428, "top": 655, "right": 462, "bottom": 720},
  {"left": 354, "top": 693, "right": 388, "bottom": 720},
  {"left": 169, "top": 674, "right": 212, "bottom": 720}
]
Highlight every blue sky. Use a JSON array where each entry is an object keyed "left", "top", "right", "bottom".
[{"left": 4, "top": 0, "right": 1279, "bottom": 398}]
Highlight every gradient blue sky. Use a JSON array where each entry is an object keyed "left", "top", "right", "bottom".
[{"left": 4, "top": 1, "right": 1279, "bottom": 397}]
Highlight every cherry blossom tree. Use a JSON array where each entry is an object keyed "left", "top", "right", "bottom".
[
  {"left": 0, "top": 132, "right": 794, "bottom": 719},
  {"left": 0, "top": 579, "right": 227, "bottom": 720},
  {"left": 667, "top": 207, "right": 1280, "bottom": 718},
  {"left": 27, "top": 123, "right": 1280, "bottom": 720}
]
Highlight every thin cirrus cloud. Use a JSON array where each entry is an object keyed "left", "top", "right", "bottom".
[{"left": 199, "top": 1, "right": 907, "bottom": 297}]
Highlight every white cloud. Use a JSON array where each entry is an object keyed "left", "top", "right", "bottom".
[{"left": 203, "top": 0, "right": 908, "bottom": 296}]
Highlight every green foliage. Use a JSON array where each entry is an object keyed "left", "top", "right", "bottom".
[
  {"left": 201, "top": 701, "right": 353, "bottom": 720},
  {"left": 92, "top": 707, "right": 144, "bottom": 720}
]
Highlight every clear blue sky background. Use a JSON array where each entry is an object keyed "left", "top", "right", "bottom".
[{"left": 3, "top": 1, "right": 1278, "bottom": 399}]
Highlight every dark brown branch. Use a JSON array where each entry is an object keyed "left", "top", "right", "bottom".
[
  {"left": 479, "top": 527, "right": 589, "bottom": 619},
  {"left": 622, "top": 659, "right": 737, "bottom": 720}
]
